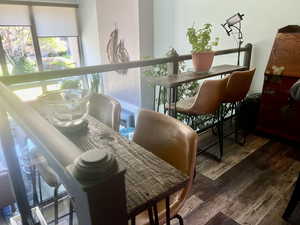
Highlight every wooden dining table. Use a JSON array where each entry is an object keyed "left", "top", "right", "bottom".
[
  {"left": 31, "top": 100, "right": 189, "bottom": 224},
  {"left": 69, "top": 116, "right": 189, "bottom": 219},
  {"left": 148, "top": 64, "right": 247, "bottom": 118}
]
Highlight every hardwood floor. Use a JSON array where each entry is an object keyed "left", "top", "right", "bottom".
[
  {"left": 1, "top": 130, "right": 299, "bottom": 225},
  {"left": 178, "top": 131, "right": 300, "bottom": 225}
]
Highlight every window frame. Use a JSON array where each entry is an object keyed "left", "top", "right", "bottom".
[{"left": 0, "top": 2, "right": 83, "bottom": 94}]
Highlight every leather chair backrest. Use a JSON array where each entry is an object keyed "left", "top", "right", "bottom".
[
  {"left": 89, "top": 93, "right": 121, "bottom": 131},
  {"left": 223, "top": 69, "right": 256, "bottom": 103},
  {"left": 0, "top": 170, "right": 15, "bottom": 209},
  {"left": 133, "top": 110, "right": 198, "bottom": 206},
  {"left": 189, "top": 77, "right": 228, "bottom": 115}
]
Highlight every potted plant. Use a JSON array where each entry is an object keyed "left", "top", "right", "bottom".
[{"left": 187, "top": 23, "right": 219, "bottom": 72}]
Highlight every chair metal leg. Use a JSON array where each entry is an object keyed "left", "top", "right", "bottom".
[
  {"left": 234, "top": 102, "right": 246, "bottom": 146},
  {"left": 283, "top": 173, "right": 300, "bottom": 220},
  {"left": 217, "top": 107, "right": 224, "bottom": 160},
  {"left": 130, "top": 216, "right": 136, "bottom": 225},
  {"left": 153, "top": 204, "right": 159, "bottom": 225},
  {"left": 193, "top": 166, "right": 197, "bottom": 181},
  {"left": 172, "top": 214, "right": 184, "bottom": 225},
  {"left": 165, "top": 197, "right": 171, "bottom": 225},
  {"left": 148, "top": 207, "right": 155, "bottom": 225},
  {"left": 230, "top": 102, "right": 236, "bottom": 126},
  {"left": 211, "top": 113, "right": 218, "bottom": 136},
  {"left": 54, "top": 187, "right": 59, "bottom": 225}
]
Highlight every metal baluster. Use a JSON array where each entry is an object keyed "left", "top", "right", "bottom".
[
  {"left": 153, "top": 203, "right": 159, "bottom": 225},
  {"left": 165, "top": 197, "right": 171, "bottom": 225},
  {"left": 38, "top": 171, "right": 43, "bottom": 203},
  {"left": 157, "top": 86, "right": 162, "bottom": 112},
  {"left": 69, "top": 198, "right": 73, "bottom": 225},
  {"left": 168, "top": 88, "right": 172, "bottom": 116},
  {"left": 148, "top": 207, "right": 155, "bottom": 225},
  {"left": 163, "top": 87, "right": 167, "bottom": 114},
  {"left": 54, "top": 186, "right": 59, "bottom": 225},
  {"left": 130, "top": 216, "right": 136, "bottom": 225},
  {"left": 153, "top": 86, "right": 156, "bottom": 111}
]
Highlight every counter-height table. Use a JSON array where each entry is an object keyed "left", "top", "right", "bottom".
[
  {"left": 70, "top": 116, "right": 189, "bottom": 220},
  {"left": 148, "top": 64, "right": 247, "bottom": 118},
  {"left": 31, "top": 100, "right": 189, "bottom": 225}
]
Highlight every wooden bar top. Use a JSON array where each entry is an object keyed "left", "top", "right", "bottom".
[
  {"left": 148, "top": 64, "right": 247, "bottom": 88},
  {"left": 69, "top": 116, "right": 189, "bottom": 217},
  {"left": 41, "top": 114, "right": 188, "bottom": 217}
]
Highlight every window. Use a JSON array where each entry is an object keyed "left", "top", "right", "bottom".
[
  {"left": 0, "top": 4, "right": 81, "bottom": 76},
  {"left": 39, "top": 37, "right": 80, "bottom": 70},
  {"left": 0, "top": 26, "right": 38, "bottom": 75},
  {"left": 0, "top": 3, "right": 82, "bottom": 101}
]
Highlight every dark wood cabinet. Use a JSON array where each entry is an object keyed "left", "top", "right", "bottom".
[{"left": 257, "top": 26, "right": 300, "bottom": 142}]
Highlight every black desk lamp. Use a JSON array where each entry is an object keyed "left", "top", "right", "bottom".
[{"left": 222, "top": 13, "right": 245, "bottom": 66}]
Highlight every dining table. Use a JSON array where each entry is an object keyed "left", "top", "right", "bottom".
[
  {"left": 31, "top": 100, "right": 189, "bottom": 225},
  {"left": 148, "top": 64, "right": 247, "bottom": 118}
]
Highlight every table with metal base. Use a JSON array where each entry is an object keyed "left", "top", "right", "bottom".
[{"left": 149, "top": 64, "right": 247, "bottom": 118}]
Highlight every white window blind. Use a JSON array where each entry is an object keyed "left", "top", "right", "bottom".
[
  {"left": 0, "top": 4, "right": 30, "bottom": 26},
  {"left": 33, "top": 6, "right": 78, "bottom": 37}
]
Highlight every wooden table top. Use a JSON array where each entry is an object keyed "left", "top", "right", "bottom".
[
  {"left": 148, "top": 64, "right": 247, "bottom": 88},
  {"left": 71, "top": 116, "right": 189, "bottom": 216},
  {"left": 31, "top": 105, "right": 189, "bottom": 218}
]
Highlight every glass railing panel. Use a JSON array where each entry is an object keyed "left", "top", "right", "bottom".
[{"left": 3, "top": 115, "right": 78, "bottom": 225}]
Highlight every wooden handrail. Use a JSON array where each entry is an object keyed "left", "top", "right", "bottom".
[{"left": 0, "top": 44, "right": 252, "bottom": 85}]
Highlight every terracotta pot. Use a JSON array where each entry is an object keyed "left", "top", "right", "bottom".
[{"left": 192, "top": 51, "right": 215, "bottom": 72}]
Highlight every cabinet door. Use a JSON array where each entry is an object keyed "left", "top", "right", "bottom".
[{"left": 257, "top": 75, "right": 300, "bottom": 141}]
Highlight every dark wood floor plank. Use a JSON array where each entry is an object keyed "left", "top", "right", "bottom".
[
  {"left": 181, "top": 137, "right": 300, "bottom": 225},
  {"left": 222, "top": 144, "right": 300, "bottom": 224},
  {"left": 258, "top": 188, "right": 292, "bottom": 225},
  {"left": 204, "top": 212, "right": 240, "bottom": 225}
]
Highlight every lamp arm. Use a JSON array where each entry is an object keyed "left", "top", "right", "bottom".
[{"left": 231, "top": 24, "right": 244, "bottom": 42}]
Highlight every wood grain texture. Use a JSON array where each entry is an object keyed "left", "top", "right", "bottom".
[
  {"left": 204, "top": 212, "right": 239, "bottom": 225},
  {"left": 68, "top": 116, "right": 189, "bottom": 217},
  {"left": 179, "top": 138, "right": 300, "bottom": 225},
  {"left": 197, "top": 132, "right": 269, "bottom": 180},
  {"left": 30, "top": 102, "right": 189, "bottom": 219},
  {"left": 148, "top": 65, "right": 246, "bottom": 88}
]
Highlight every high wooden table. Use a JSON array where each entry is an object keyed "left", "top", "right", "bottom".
[
  {"left": 31, "top": 100, "right": 189, "bottom": 224},
  {"left": 69, "top": 116, "right": 189, "bottom": 218},
  {"left": 148, "top": 64, "right": 247, "bottom": 117}
]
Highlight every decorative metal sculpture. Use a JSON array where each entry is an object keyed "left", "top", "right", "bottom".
[{"left": 106, "top": 26, "right": 130, "bottom": 75}]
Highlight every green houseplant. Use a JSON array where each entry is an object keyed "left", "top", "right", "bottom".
[{"left": 187, "top": 23, "right": 219, "bottom": 72}]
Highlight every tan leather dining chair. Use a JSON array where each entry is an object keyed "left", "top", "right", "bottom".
[
  {"left": 221, "top": 69, "right": 256, "bottom": 143},
  {"left": 89, "top": 93, "right": 121, "bottom": 131},
  {"left": 31, "top": 92, "right": 122, "bottom": 225},
  {"left": 222, "top": 69, "right": 256, "bottom": 104},
  {"left": 132, "top": 109, "right": 198, "bottom": 225},
  {"left": 172, "top": 77, "right": 228, "bottom": 159}
]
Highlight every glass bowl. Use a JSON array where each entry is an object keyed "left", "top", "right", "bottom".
[{"left": 39, "top": 89, "right": 91, "bottom": 128}]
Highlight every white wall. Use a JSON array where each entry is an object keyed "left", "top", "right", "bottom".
[
  {"left": 97, "top": 0, "right": 141, "bottom": 110},
  {"left": 78, "top": 0, "right": 101, "bottom": 66},
  {"left": 77, "top": 0, "right": 155, "bottom": 113},
  {"left": 154, "top": 0, "right": 300, "bottom": 93},
  {"left": 139, "top": 0, "right": 154, "bottom": 109}
]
